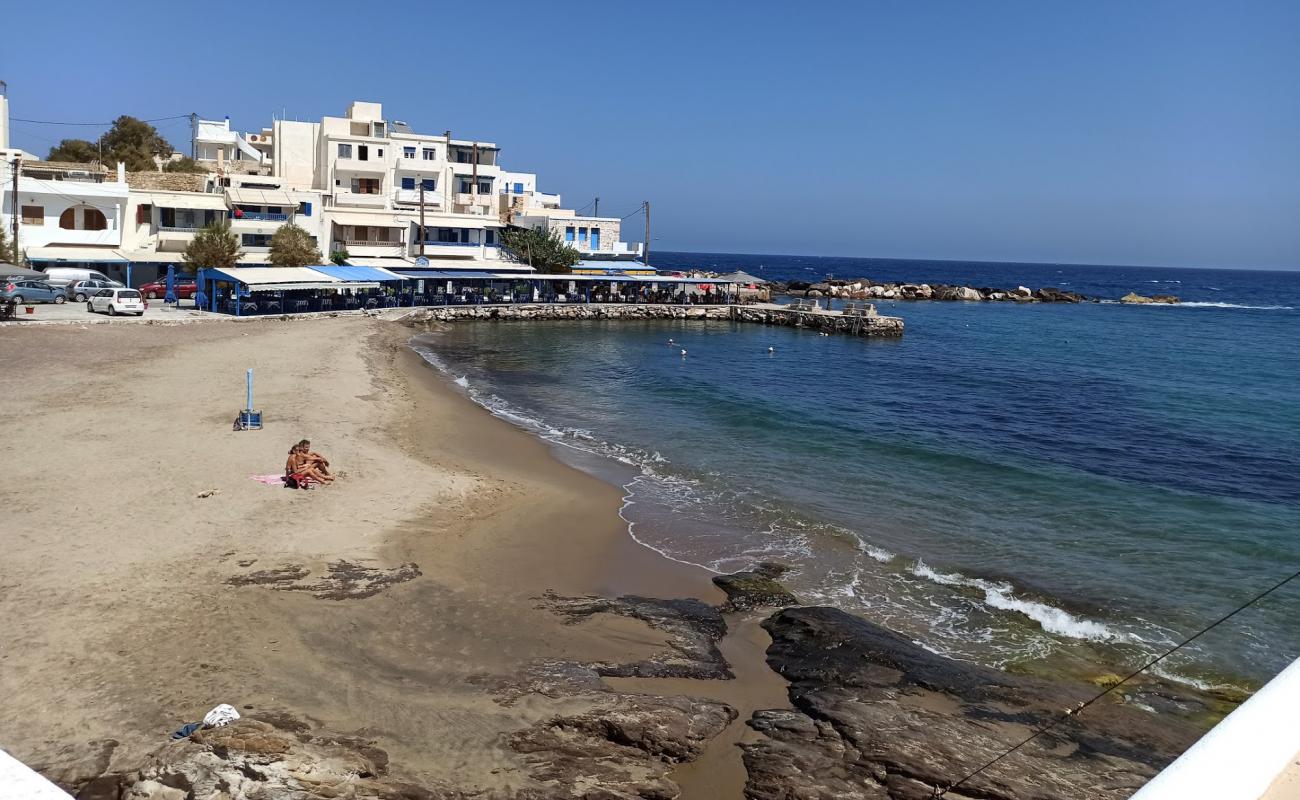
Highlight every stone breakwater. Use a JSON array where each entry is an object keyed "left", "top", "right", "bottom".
[
  {"left": 778, "top": 279, "right": 1182, "bottom": 305},
  {"left": 393, "top": 303, "right": 906, "bottom": 338}
]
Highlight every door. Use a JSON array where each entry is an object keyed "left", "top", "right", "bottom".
[{"left": 590, "top": 228, "right": 600, "bottom": 250}]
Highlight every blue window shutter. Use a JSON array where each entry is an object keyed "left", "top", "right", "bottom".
[
  {"left": 422, "top": 178, "right": 435, "bottom": 190},
  {"left": 402, "top": 177, "right": 415, "bottom": 190},
  {"left": 565, "top": 227, "right": 575, "bottom": 241},
  {"left": 514, "top": 182, "right": 523, "bottom": 193},
  {"left": 301, "top": 202, "right": 312, "bottom": 217}
]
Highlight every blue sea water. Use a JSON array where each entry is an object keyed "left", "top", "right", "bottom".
[{"left": 413, "top": 253, "right": 1300, "bottom": 688}]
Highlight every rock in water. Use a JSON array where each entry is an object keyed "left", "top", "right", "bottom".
[
  {"left": 1121, "top": 292, "right": 1154, "bottom": 304},
  {"left": 1151, "top": 294, "right": 1180, "bottom": 304},
  {"left": 712, "top": 563, "right": 799, "bottom": 612},
  {"left": 742, "top": 607, "right": 1201, "bottom": 800}
]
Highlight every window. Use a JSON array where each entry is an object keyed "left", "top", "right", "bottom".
[
  {"left": 403, "top": 147, "right": 416, "bottom": 159},
  {"left": 21, "top": 205, "right": 43, "bottom": 225},
  {"left": 135, "top": 204, "right": 152, "bottom": 225},
  {"left": 401, "top": 177, "right": 415, "bottom": 190},
  {"left": 358, "top": 145, "right": 369, "bottom": 161},
  {"left": 513, "top": 182, "right": 524, "bottom": 194},
  {"left": 478, "top": 179, "right": 493, "bottom": 194},
  {"left": 59, "top": 208, "right": 76, "bottom": 229},
  {"left": 377, "top": 148, "right": 383, "bottom": 158},
  {"left": 421, "top": 178, "right": 435, "bottom": 191},
  {"left": 338, "top": 143, "right": 352, "bottom": 158},
  {"left": 485, "top": 229, "right": 496, "bottom": 246},
  {"left": 58, "top": 206, "right": 107, "bottom": 230},
  {"left": 578, "top": 227, "right": 588, "bottom": 242},
  {"left": 241, "top": 233, "right": 272, "bottom": 247},
  {"left": 299, "top": 201, "right": 312, "bottom": 217},
  {"left": 565, "top": 226, "right": 575, "bottom": 242},
  {"left": 350, "top": 177, "right": 380, "bottom": 194},
  {"left": 590, "top": 228, "right": 600, "bottom": 249},
  {"left": 422, "top": 148, "right": 435, "bottom": 160}
]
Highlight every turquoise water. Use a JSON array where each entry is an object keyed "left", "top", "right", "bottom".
[{"left": 411, "top": 258, "right": 1300, "bottom": 688}]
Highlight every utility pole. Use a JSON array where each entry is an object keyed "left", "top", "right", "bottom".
[
  {"left": 418, "top": 181, "right": 426, "bottom": 257},
  {"left": 593, "top": 197, "right": 599, "bottom": 217},
  {"left": 190, "top": 113, "right": 198, "bottom": 160},
  {"left": 643, "top": 200, "right": 651, "bottom": 267},
  {"left": 11, "top": 157, "right": 20, "bottom": 263}
]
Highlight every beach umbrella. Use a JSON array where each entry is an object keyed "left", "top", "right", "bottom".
[
  {"left": 164, "top": 264, "right": 177, "bottom": 304},
  {"left": 194, "top": 268, "right": 208, "bottom": 310}
]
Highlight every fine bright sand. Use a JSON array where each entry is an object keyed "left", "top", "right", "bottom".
[{"left": 0, "top": 317, "right": 784, "bottom": 797}]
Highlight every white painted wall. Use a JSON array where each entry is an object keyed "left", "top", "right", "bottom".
[
  {"left": 0, "top": 167, "right": 128, "bottom": 249},
  {"left": 1131, "top": 658, "right": 1300, "bottom": 800}
]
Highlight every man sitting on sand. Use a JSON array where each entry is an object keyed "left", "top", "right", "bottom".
[
  {"left": 285, "top": 443, "right": 333, "bottom": 487},
  {"left": 296, "top": 439, "right": 331, "bottom": 477}
]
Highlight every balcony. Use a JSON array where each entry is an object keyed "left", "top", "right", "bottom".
[
  {"left": 340, "top": 239, "right": 405, "bottom": 257},
  {"left": 395, "top": 157, "right": 442, "bottom": 172},
  {"left": 393, "top": 189, "right": 443, "bottom": 207},
  {"left": 333, "top": 191, "right": 387, "bottom": 208},
  {"left": 333, "top": 157, "right": 386, "bottom": 173},
  {"left": 412, "top": 241, "right": 484, "bottom": 258},
  {"left": 453, "top": 193, "right": 493, "bottom": 214},
  {"left": 237, "top": 212, "right": 289, "bottom": 222}
]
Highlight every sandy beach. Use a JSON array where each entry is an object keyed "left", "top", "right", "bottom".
[{"left": 0, "top": 316, "right": 785, "bottom": 797}]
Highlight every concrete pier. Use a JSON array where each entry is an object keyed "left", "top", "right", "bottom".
[{"left": 392, "top": 303, "right": 905, "bottom": 338}]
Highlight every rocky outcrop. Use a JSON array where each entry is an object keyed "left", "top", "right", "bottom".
[
  {"left": 780, "top": 279, "right": 1097, "bottom": 303},
  {"left": 712, "top": 562, "right": 799, "bottom": 612},
  {"left": 539, "top": 593, "right": 733, "bottom": 680},
  {"left": 81, "top": 716, "right": 452, "bottom": 799},
  {"left": 511, "top": 693, "right": 735, "bottom": 799},
  {"left": 226, "top": 560, "right": 422, "bottom": 600},
  {"left": 396, "top": 304, "right": 735, "bottom": 325},
  {"left": 741, "top": 607, "right": 1201, "bottom": 800},
  {"left": 732, "top": 305, "right": 905, "bottom": 337}
]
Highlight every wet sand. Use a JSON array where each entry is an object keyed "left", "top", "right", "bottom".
[{"left": 0, "top": 317, "right": 779, "bottom": 796}]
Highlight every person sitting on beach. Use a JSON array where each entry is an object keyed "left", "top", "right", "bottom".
[
  {"left": 296, "top": 439, "right": 331, "bottom": 477},
  {"left": 285, "top": 443, "right": 333, "bottom": 487}
]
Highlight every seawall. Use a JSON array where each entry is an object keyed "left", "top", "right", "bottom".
[{"left": 391, "top": 303, "right": 905, "bottom": 338}]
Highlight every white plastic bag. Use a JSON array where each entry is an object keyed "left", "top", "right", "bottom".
[{"left": 202, "top": 704, "right": 241, "bottom": 728}]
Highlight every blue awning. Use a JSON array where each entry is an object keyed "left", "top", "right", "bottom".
[
  {"left": 394, "top": 270, "right": 507, "bottom": 280},
  {"left": 311, "top": 265, "right": 406, "bottom": 282}
]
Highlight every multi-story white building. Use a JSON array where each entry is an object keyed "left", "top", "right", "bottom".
[
  {"left": 0, "top": 157, "right": 132, "bottom": 270},
  {"left": 192, "top": 117, "right": 269, "bottom": 174}
]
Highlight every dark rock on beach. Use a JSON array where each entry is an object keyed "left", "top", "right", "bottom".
[
  {"left": 540, "top": 592, "right": 733, "bottom": 679},
  {"left": 712, "top": 562, "right": 800, "bottom": 612},
  {"left": 742, "top": 606, "right": 1201, "bottom": 800}
]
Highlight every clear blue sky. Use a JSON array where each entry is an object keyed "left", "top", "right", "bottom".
[{"left": 4, "top": 0, "right": 1297, "bottom": 269}]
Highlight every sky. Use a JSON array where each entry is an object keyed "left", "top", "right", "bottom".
[{"left": 3, "top": 0, "right": 1298, "bottom": 269}]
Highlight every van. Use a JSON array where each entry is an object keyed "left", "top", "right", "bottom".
[{"left": 40, "top": 267, "right": 113, "bottom": 288}]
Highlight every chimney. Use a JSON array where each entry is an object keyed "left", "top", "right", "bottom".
[{"left": 117, "top": 161, "right": 125, "bottom": 183}]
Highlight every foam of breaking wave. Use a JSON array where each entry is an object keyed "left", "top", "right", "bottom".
[
  {"left": 910, "top": 560, "right": 1117, "bottom": 642},
  {"left": 1176, "top": 302, "right": 1294, "bottom": 310}
]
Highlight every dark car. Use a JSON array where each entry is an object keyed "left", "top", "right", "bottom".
[
  {"left": 139, "top": 278, "right": 198, "bottom": 300},
  {"left": 2, "top": 279, "right": 68, "bottom": 304}
]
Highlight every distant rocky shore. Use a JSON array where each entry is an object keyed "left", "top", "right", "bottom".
[{"left": 774, "top": 278, "right": 1181, "bottom": 305}]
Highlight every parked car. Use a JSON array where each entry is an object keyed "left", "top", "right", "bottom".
[
  {"left": 2, "top": 279, "right": 68, "bottom": 304},
  {"left": 87, "top": 288, "right": 145, "bottom": 316},
  {"left": 40, "top": 267, "right": 114, "bottom": 288},
  {"left": 68, "top": 278, "right": 126, "bottom": 302},
  {"left": 139, "top": 278, "right": 198, "bottom": 299}
]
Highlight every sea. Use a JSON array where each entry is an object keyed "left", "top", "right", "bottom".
[{"left": 410, "top": 253, "right": 1300, "bottom": 691}]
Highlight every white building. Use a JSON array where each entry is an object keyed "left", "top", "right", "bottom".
[
  {"left": 0, "top": 157, "right": 132, "bottom": 270},
  {"left": 192, "top": 116, "right": 268, "bottom": 174},
  {"left": 222, "top": 174, "right": 326, "bottom": 264}
]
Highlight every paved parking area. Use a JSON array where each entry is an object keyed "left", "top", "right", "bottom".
[{"left": 3, "top": 300, "right": 202, "bottom": 324}]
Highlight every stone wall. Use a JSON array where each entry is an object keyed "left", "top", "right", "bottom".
[{"left": 391, "top": 304, "right": 905, "bottom": 338}]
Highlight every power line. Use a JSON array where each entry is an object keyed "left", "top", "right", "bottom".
[
  {"left": 933, "top": 567, "right": 1300, "bottom": 798},
  {"left": 619, "top": 205, "right": 645, "bottom": 221},
  {"left": 11, "top": 114, "right": 193, "bottom": 126}
]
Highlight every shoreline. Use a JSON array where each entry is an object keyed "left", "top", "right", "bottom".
[{"left": 0, "top": 315, "right": 1230, "bottom": 797}]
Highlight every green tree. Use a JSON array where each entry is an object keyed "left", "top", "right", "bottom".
[
  {"left": 329, "top": 249, "right": 350, "bottom": 266},
  {"left": 500, "top": 226, "right": 580, "bottom": 274},
  {"left": 99, "top": 115, "right": 174, "bottom": 171},
  {"left": 163, "top": 156, "right": 206, "bottom": 174},
  {"left": 267, "top": 224, "right": 322, "bottom": 268},
  {"left": 47, "top": 138, "right": 101, "bottom": 163},
  {"left": 0, "top": 225, "right": 17, "bottom": 264},
  {"left": 182, "top": 221, "right": 242, "bottom": 271}
]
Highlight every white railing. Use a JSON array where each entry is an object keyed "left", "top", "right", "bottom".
[{"left": 393, "top": 189, "right": 443, "bottom": 205}]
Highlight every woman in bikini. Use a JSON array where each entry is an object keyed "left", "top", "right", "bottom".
[{"left": 286, "top": 443, "right": 333, "bottom": 486}]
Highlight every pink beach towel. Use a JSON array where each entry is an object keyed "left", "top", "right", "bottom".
[{"left": 250, "top": 474, "right": 286, "bottom": 486}]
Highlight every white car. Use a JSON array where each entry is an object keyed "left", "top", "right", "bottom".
[{"left": 87, "top": 288, "right": 146, "bottom": 316}]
